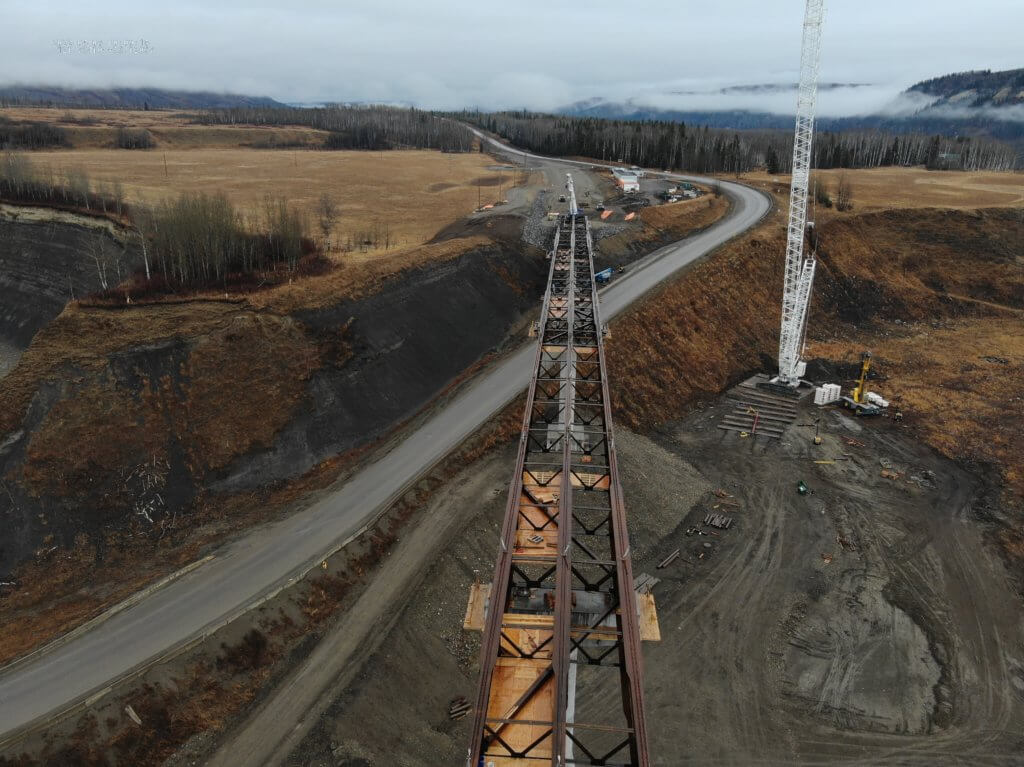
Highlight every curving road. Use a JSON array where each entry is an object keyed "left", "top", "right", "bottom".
[{"left": 0, "top": 135, "right": 770, "bottom": 742}]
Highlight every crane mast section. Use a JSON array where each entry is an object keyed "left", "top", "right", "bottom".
[{"left": 777, "top": 0, "right": 825, "bottom": 385}]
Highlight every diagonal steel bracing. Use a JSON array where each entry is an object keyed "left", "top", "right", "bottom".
[{"left": 468, "top": 207, "right": 650, "bottom": 766}]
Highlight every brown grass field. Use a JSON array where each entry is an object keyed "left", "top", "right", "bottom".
[
  {"left": 0, "top": 106, "right": 329, "bottom": 149},
  {"left": 737, "top": 167, "right": 1024, "bottom": 211},
  {"left": 3, "top": 107, "right": 209, "bottom": 127},
  {"left": 19, "top": 147, "right": 520, "bottom": 258}
]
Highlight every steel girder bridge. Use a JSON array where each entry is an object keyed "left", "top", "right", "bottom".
[{"left": 466, "top": 185, "right": 655, "bottom": 766}]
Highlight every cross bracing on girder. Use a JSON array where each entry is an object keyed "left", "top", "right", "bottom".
[{"left": 467, "top": 192, "right": 651, "bottom": 766}]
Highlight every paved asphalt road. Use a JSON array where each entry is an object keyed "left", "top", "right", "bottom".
[{"left": 0, "top": 135, "right": 770, "bottom": 740}]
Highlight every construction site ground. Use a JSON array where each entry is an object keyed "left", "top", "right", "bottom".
[
  {"left": 286, "top": 388, "right": 1024, "bottom": 766},
  {"left": 1, "top": 114, "right": 1020, "bottom": 764}
]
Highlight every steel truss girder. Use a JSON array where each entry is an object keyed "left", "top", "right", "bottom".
[{"left": 469, "top": 208, "right": 650, "bottom": 767}]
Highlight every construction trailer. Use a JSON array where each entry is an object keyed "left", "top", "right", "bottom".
[{"left": 612, "top": 168, "right": 640, "bottom": 193}]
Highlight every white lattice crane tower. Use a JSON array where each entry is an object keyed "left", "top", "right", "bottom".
[
  {"left": 565, "top": 172, "right": 578, "bottom": 215},
  {"left": 775, "top": 0, "right": 826, "bottom": 386}
]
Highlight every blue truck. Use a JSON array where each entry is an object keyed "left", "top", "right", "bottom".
[{"left": 595, "top": 267, "right": 614, "bottom": 284}]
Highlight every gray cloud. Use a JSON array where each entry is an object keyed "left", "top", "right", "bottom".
[
  {"left": 1, "top": 0, "right": 1021, "bottom": 114},
  {"left": 582, "top": 82, "right": 910, "bottom": 117}
]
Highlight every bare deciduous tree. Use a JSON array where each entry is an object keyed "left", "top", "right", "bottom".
[
  {"left": 836, "top": 174, "right": 854, "bottom": 212},
  {"left": 316, "top": 192, "right": 338, "bottom": 250},
  {"left": 814, "top": 182, "right": 833, "bottom": 209},
  {"left": 131, "top": 192, "right": 311, "bottom": 288},
  {"left": 84, "top": 233, "right": 115, "bottom": 291},
  {"left": 112, "top": 180, "right": 125, "bottom": 218},
  {"left": 65, "top": 167, "right": 91, "bottom": 209}
]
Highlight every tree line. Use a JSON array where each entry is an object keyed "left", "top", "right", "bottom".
[
  {"left": 194, "top": 105, "right": 474, "bottom": 152},
  {"left": 136, "top": 193, "right": 313, "bottom": 289},
  {"left": 460, "top": 111, "right": 766, "bottom": 173},
  {"left": 115, "top": 127, "right": 155, "bottom": 149},
  {"left": 0, "top": 118, "right": 70, "bottom": 149},
  {"left": 0, "top": 118, "right": 153, "bottom": 151},
  {"left": 458, "top": 111, "right": 1018, "bottom": 173},
  {"left": 0, "top": 151, "right": 129, "bottom": 216}
]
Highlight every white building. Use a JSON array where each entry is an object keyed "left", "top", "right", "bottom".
[{"left": 612, "top": 168, "right": 640, "bottom": 193}]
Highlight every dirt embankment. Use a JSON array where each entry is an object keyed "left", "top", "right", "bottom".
[
  {"left": 605, "top": 202, "right": 786, "bottom": 426},
  {"left": 808, "top": 207, "right": 1024, "bottom": 587},
  {"left": 0, "top": 225, "right": 545, "bottom": 664},
  {"left": 606, "top": 203, "right": 1024, "bottom": 589},
  {"left": 0, "top": 404, "right": 525, "bottom": 767},
  {"left": 595, "top": 193, "right": 731, "bottom": 269},
  {"left": 0, "top": 165, "right": 726, "bottom": 670},
  {"left": 0, "top": 220, "right": 140, "bottom": 363},
  {"left": 813, "top": 207, "right": 1023, "bottom": 321}
]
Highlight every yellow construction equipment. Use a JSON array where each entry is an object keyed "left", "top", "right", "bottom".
[
  {"left": 852, "top": 352, "right": 871, "bottom": 404},
  {"left": 841, "top": 352, "right": 882, "bottom": 416}
]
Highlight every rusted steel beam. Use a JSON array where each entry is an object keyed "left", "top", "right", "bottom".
[
  {"left": 467, "top": 221, "right": 564, "bottom": 766},
  {"left": 468, "top": 212, "right": 650, "bottom": 767},
  {"left": 589, "top": 232, "right": 650, "bottom": 766}
]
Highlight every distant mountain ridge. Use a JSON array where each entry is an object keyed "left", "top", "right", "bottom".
[
  {"left": 557, "top": 68, "right": 1024, "bottom": 144},
  {"left": 0, "top": 85, "right": 286, "bottom": 109},
  {"left": 910, "top": 68, "right": 1024, "bottom": 107},
  {"left": 672, "top": 82, "right": 871, "bottom": 96}
]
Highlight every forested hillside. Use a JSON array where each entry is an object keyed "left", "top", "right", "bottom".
[
  {"left": 460, "top": 111, "right": 1018, "bottom": 173},
  {"left": 0, "top": 86, "right": 285, "bottom": 109},
  {"left": 195, "top": 105, "right": 473, "bottom": 152},
  {"left": 910, "top": 68, "right": 1024, "bottom": 104}
]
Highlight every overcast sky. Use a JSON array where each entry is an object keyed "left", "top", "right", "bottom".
[{"left": 3, "top": 0, "right": 1021, "bottom": 115}]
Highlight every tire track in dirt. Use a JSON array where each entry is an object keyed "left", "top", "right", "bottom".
[
  {"left": 656, "top": 402, "right": 1023, "bottom": 766},
  {"left": 785, "top": 438, "right": 1023, "bottom": 765}
]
